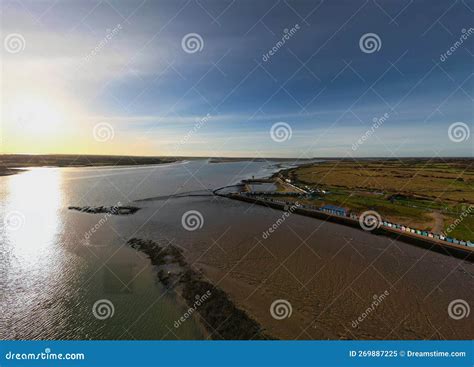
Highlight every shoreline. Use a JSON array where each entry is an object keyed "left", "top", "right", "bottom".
[
  {"left": 127, "top": 238, "right": 273, "bottom": 340},
  {"left": 216, "top": 192, "right": 474, "bottom": 262},
  {"left": 0, "top": 161, "right": 187, "bottom": 177},
  {"left": 0, "top": 154, "right": 179, "bottom": 176}
]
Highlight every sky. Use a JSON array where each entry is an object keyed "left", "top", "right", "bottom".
[{"left": 1, "top": 0, "right": 473, "bottom": 158}]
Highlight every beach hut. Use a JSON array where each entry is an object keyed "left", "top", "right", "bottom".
[{"left": 319, "top": 205, "right": 346, "bottom": 216}]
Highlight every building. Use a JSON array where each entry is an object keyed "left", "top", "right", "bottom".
[{"left": 319, "top": 205, "right": 347, "bottom": 216}]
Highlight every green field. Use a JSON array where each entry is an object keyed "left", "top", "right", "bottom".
[{"left": 281, "top": 159, "right": 474, "bottom": 241}]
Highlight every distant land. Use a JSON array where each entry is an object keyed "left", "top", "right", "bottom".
[
  {"left": 0, "top": 154, "right": 315, "bottom": 176},
  {"left": 0, "top": 154, "right": 178, "bottom": 176},
  {"left": 1, "top": 154, "right": 472, "bottom": 176}
]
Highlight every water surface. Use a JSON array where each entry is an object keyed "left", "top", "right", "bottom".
[
  {"left": 0, "top": 159, "right": 282, "bottom": 339},
  {"left": 1, "top": 159, "right": 472, "bottom": 340}
]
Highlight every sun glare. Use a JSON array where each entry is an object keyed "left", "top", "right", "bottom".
[{"left": 8, "top": 96, "right": 64, "bottom": 135}]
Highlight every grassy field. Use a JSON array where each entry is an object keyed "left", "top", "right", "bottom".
[{"left": 281, "top": 159, "right": 474, "bottom": 241}]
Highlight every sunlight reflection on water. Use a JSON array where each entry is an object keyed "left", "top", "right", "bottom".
[
  {"left": 5, "top": 168, "right": 63, "bottom": 255},
  {"left": 0, "top": 160, "right": 290, "bottom": 339}
]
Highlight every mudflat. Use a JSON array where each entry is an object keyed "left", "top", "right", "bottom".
[{"left": 178, "top": 197, "right": 474, "bottom": 340}]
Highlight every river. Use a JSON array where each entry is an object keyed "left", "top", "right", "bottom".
[
  {"left": 1, "top": 159, "right": 472, "bottom": 340},
  {"left": 0, "top": 159, "right": 285, "bottom": 339}
]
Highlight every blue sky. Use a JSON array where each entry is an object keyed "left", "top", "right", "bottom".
[{"left": 1, "top": 0, "right": 473, "bottom": 157}]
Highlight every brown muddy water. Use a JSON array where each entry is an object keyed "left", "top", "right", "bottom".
[{"left": 1, "top": 160, "right": 472, "bottom": 340}]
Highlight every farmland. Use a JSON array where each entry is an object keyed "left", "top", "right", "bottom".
[{"left": 280, "top": 159, "right": 474, "bottom": 241}]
